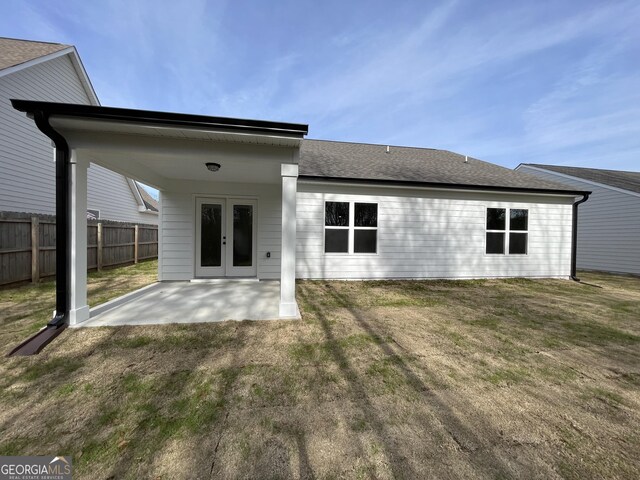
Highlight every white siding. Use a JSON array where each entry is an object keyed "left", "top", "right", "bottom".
[
  {"left": 87, "top": 166, "right": 156, "bottom": 224},
  {"left": 296, "top": 182, "right": 574, "bottom": 279},
  {"left": 159, "top": 181, "right": 281, "bottom": 281},
  {"left": 518, "top": 166, "right": 640, "bottom": 275},
  {"left": 0, "top": 54, "right": 156, "bottom": 224}
]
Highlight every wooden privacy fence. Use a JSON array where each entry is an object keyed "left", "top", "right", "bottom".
[{"left": 0, "top": 212, "right": 158, "bottom": 286}]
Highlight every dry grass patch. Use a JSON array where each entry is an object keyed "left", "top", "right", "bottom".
[
  {"left": 0, "top": 269, "right": 639, "bottom": 479},
  {"left": 0, "top": 260, "right": 158, "bottom": 349}
]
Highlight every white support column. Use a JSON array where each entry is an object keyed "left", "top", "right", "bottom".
[
  {"left": 279, "top": 163, "right": 299, "bottom": 318},
  {"left": 68, "top": 150, "right": 90, "bottom": 326},
  {"left": 157, "top": 190, "right": 163, "bottom": 281}
]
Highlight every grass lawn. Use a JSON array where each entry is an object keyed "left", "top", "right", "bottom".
[{"left": 1, "top": 267, "right": 639, "bottom": 479}]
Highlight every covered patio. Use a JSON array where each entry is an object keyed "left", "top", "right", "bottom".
[
  {"left": 12, "top": 100, "right": 308, "bottom": 332},
  {"left": 84, "top": 280, "right": 288, "bottom": 327}
]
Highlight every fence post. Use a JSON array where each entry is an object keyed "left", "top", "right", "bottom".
[
  {"left": 134, "top": 225, "right": 139, "bottom": 263},
  {"left": 31, "top": 216, "right": 39, "bottom": 283},
  {"left": 97, "top": 222, "right": 103, "bottom": 271}
]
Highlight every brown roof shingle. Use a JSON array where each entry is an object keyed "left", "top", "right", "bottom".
[
  {"left": 300, "top": 139, "right": 583, "bottom": 193},
  {"left": 0, "top": 37, "right": 70, "bottom": 72}
]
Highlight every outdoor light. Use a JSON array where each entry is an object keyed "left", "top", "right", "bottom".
[{"left": 205, "top": 162, "right": 221, "bottom": 172}]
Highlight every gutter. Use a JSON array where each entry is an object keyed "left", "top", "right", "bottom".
[
  {"left": 7, "top": 110, "right": 70, "bottom": 355},
  {"left": 298, "top": 175, "right": 589, "bottom": 197},
  {"left": 33, "top": 110, "right": 70, "bottom": 326},
  {"left": 570, "top": 192, "right": 591, "bottom": 281}
]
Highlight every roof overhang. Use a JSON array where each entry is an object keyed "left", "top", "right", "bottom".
[{"left": 11, "top": 100, "right": 308, "bottom": 140}]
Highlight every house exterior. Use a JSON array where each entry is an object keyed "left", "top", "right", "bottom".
[
  {"left": 516, "top": 164, "right": 640, "bottom": 275},
  {"left": 0, "top": 37, "right": 158, "bottom": 223},
  {"left": 10, "top": 101, "right": 589, "bottom": 327}
]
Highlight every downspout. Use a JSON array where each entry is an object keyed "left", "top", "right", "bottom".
[
  {"left": 33, "top": 111, "right": 70, "bottom": 327},
  {"left": 570, "top": 192, "right": 590, "bottom": 282}
]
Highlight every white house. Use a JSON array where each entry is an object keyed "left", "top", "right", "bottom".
[
  {"left": 0, "top": 37, "right": 158, "bottom": 223},
  {"left": 9, "top": 101, "right": 589, "bottom": 335},
  {"left": 516, "top": 164, "right": 640, "bottom": 275}
]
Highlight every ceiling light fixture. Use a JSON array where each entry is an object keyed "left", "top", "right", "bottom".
[{"left": 205, "top": 162, "right": 221, "bottom": 172}]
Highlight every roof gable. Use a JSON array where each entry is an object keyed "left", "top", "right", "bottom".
[
  {"left": 300, "top": 139, "right": 583, "bottom": 194},
  {"left": 0, "top": 37, "right": 70, "bottom": 71},
  {"left": 136, "top": 183, "right": 159, "bottom": 212},
  {"left": 521, "top": 164, "right": 640, "bottom": 195}
]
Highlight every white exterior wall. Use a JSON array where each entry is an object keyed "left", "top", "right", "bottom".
[
  {"left": 159, "top": 181, "right": 282, "bottom": 281},
  {"left": 0, "top": 54, "right": 156, "bottom": 224},
  {"left": 518, "top": 166, "right": 640, "bottom": 275},
  {"left": 296, "top": 182, "right": 575, "bottom": 279}
]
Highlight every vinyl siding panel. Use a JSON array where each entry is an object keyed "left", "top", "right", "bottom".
[
  {"left": 518, "top": 166, "right": 640, "bottom": 275},
  {"left": 159, "top": 181, "right": 281, "bottom": 281},
  {"left": 87, "top": 165, "right": 157, "bottom": 224},
  {"left": 296, "top": 183, "right": 574, "bottom": 279},
  {"left": 0, "top": 54, "right": 156, "bottom": 223}
]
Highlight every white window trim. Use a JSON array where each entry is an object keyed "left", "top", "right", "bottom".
[
  {"left": 485, "top": 207, "right": 529, "bottom": 256},
  {"left": 324, "top": 201, "right": 378, "bottom": 255}
]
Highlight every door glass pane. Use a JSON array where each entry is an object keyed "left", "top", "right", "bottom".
[
  {"left": 354, "top": 230, "right": 377, "bottom": 253},
  {"left": 201, "top": 204, "right": 222, "bottom": 267},
  {"left": 233, "top": 205, "right": 253, "bottom": 267}
]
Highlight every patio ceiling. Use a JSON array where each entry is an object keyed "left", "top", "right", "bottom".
[{"left": 53, "top": 116, "right": 302, "bottom": 188}]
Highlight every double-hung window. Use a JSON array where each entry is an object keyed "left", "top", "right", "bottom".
[
  {"left": 485, "top": 208, "right": 528, "bottom": 255},
  {"left": 324, "top": 201, "right": 378, "bottom": 254}
]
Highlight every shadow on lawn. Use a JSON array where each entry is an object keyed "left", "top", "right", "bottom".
[
  {"left": 298, "top": 283, "right": 517, "bottom": 478},
  {"left": 1, "top": 323, "right": 244, "bottom": 478}
]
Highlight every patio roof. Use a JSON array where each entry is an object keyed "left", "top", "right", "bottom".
[
  {"left": 11, "top": 100, "right": 309, "bottom": 137},
  {"left": 11, "top": 99, "right": 307, "bottom": 188}
]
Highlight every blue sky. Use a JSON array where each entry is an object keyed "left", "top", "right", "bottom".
[{"left": 2, "top": 0, "right": 639, "bottom": 171}]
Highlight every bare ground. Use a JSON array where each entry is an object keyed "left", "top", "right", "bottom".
[{"left": 1, "top": 268, "right": 639, "bottom": 479}]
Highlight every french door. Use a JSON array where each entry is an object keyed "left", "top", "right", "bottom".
[{"left": 195, "top": 197, "right": 257, "bottom": 277}]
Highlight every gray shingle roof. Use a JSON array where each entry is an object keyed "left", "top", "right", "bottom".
[
  {"left": 0, "top": 37, "right": 70, "bottom": 71},
  {"left": 299, "top": 139, "right": 583, "bottom": 193},
  {"left": 523, "top": 164, "right": 640, "bottom": 194}
]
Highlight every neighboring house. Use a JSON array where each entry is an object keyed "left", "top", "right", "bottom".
[
  {"left": 0, "top": 37, "right": 158, "bottom": 223},
  {"left": 11, "top": 101, "right": 588, "bottom": 325},
  {"left": 516, "top": 164, "right": 640, "bottom": 275}
]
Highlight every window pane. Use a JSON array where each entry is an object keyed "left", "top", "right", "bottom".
[
  {"left": 487, "top": 208, "right": 506, "bottom": 230},
  {"left": 509, "top": 233, "right": 528, "bottom": 254},
  {"left": 325, "top": 229, "right": 348, "bottom": 252},
  {"left": 325, "top": 202, "right": 349, "bottom": 226},
  {"left": 486, "top": 232, "right": 505, "bottom": 254},
  {"left": 354, "top": 230, "right": 377, "bottom": 253},
  {"left": 233, "top": 205, "right": 253, "bottom": 266},
  {"left": 355, "top": 203, "right": 377, "bottom": 227},
  {"left": 510, "top": 209, "right": 528, "bottom": 231},
  {"left": 201, "top": 204, "right": 222, "bottom": 267}
]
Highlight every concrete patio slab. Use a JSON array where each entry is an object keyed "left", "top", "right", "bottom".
[{"left": 82, "top": 280, "right": 298, "bottom": 327}]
